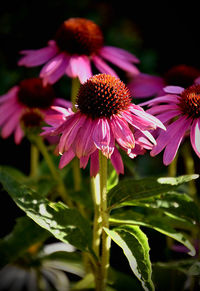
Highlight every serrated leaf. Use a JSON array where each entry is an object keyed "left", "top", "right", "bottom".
[
  {"left": 0, "top": 216, "right": 50, "bottom": 268},
  {"left": 0, "top": 166, "right": 93, "bottom": 253},
  {"left": 107, "top": 175, "right": 199, "bottom": 209},
  {"left": 110, "top": 209, "right": 196, "bottom": 256},
  {"left": 104, "top": 226, "right": 154, "bottom": 291}
]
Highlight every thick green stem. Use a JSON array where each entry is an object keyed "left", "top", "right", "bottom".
[
  {"left": 32, "top": 135, "right": 73, "bottom": 207},
  {"left": 168, "top": 154, "right": 178, "bottom": 177},
  {"left": 181, "top": 142, "right": 197, "bottom": 198},
  {"left": 71, "top": 77, "right": 80, "bottom": 111},
  {"left": 99, "top": 152, "right": 110, "bottom": 291},
  {"left": 91, "top": 174, "right": 102, "bottom": 258},
  {"left": 30, "top": 144, "right": 39, "bottom": 177}
]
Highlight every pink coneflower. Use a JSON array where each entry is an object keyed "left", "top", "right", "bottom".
[
  {"left": 143, "top": 84, "right": 200, "bottom": 165},
  {"left": 128, "top": 64, "right": 200, "bottom": 98},
  {"left": 18, "top": 18, "right": 140, "bottom": 84},
  {"left": 0, "top": 78, "right": 70, "bottom": 144},
  {"left": 42, "top": 74, "right": 165, "bottom": 176}
]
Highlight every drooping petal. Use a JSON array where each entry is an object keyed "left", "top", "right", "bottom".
[
  {"left": 59, "top": 149, "right": 75, "bottom": 169},
  {"left": 92, "top": 55, "right": 118, "bottom": 77},
  {"left": 93, "top": 118, "right": 114, "bottom": 158},
  {"left": 110, "top": 115, "right": 135, "bottom": 149},
  {"left": 75, "top": 118, "right": 96, "bottom": 158},
  {"left": 146, "top": 104, "right": 179, "bottom": 116},
  {"left": 129, "top": 104, "right": 166, "bottom": 130},
  {"left": 40, "top": 53, "right": 69, "bottom": 84},
  {"left": 0, "top": 86, "right": 19, "bottom": 104},
  {"left": 128, "top": 73, "right": 164, "bottom": 98},
  {"left": 80, "top": 155, "right": 90, "bottom": 169},
  {"left": 151, "top": 116, "right": 190, "bottom": 157},
  {"left": 14, "top": 124, "right": 24, "bottom": 144},
  {"left": 139, "top": 94, "right": 179, "bottom": 107},
  {"left": 18, "top": 44, "right": 58, "bottom": 67},
  {"left": 163, "top": 86, "right": 184, "bottom": 94},
  {"left": 100, "top": 46, "right": 140, "bottom": 63},
  {"left": 1, "top": 110, "right": 21, "bottom": 138},
  {"left": 110, "top": 147, "right": 124, "bottom": 175},
  {"left": 53, "top": 98, "right": 72, "bottom": 109},
  {"left": 190, "top": 119, "right": 200, "bottom": 158},
  {"left": 121, "top": 110, "right": 156, "bottom": 131},
  {"left": 154, "top": 110, "right": 181, "bottom": 123},
  {"left": 90, "top": 150, "right": 99, "bottom": 177},
  {"left": 163, "top": 117, "right": 191, "bottom": 165},
  {"left": 99, "top": 47, "right": 140, "bottom": 75},
  {"left": 66, "top": 55, "right": 92, "bottom": 84}
]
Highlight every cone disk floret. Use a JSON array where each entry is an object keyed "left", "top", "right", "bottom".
[
  {"left": 77, "top": 74, "right": 132, "bottom": 119},
  {"left": 55, "top": 18, "right": 104, "bottom": 56},
  {"left": 179, "top": 84, "right": 200, "bottom": 118}
]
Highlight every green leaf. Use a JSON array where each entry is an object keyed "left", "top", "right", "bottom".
[
  {"left": 107, "top": 175, "right": 199, "bottom": 209},
  {"left": 134, "top": 192, "right": 200, "bottom": 224},
  {"left": 0, "top": 166, "right": 93, "bottom": 253},
  {"left": 154, "top": 259, "right": 199, "bottom": 275},
  {"left": 104, "top": 226, "right": 154, "bottom": 291},
  {"left": 110, "top": 209, "right": 196, "bottom": 256},
  {"left": 0, "top": 216, "right": 50, "bottom": 268}
]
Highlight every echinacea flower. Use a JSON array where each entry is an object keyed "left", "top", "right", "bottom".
[
  {"left": 42, "top": 74, "right": 165, "bottom": 176},
  {"left": 0, "top": 78, "right": 70, "bottom": 144},
  {"left": 128, "top": 64, "right": 200, "bottom": 98},
  {"left": 143, "top": 84, "right": 200, "bottom": 165},
  {"left": 18, "top": 18, "right": 140, "bottom": 85}
]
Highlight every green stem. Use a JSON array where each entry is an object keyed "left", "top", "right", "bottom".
[
  {"left": 32, "top": 135, "right": 73, "bottom": 207},
  {"left": 99, "top": 152, "right": 110, "bottom": 291},
  {"left": 168, "top": 153, "right": 178, "bottom": 177},
  {"left": 30, "top": 144, "right": 39, "bottom": 177},
  {"left": 181, "top": 142, "right": 197, "bottom": 198},
  {"left": 71, "top": 77, "right": 80, "bottom": 111},
  {"left": 91, "top": 173, "right": 102, "bottom": 258}
]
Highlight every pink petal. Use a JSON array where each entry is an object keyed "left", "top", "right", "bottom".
[
  {"left": 59, "top": 149, "right": 75, "bottom": 169},
  {"left": 129, "top": 104, "right": 166, "bottom": 130},
  {"left": 40, "top": 53, "right": 69, "bottom": 84},
  {"left": 90, "top": 150, "right": 99, "bottom": 177},
  {"left": 18, "top": 44, "right": 58, "bottom": 67},
  {"left": 93, "top": 118, "right": 114, "bottom": 158},
  {"left": 110, "top": 115, "right": 135, "bottom": 149},
  {"left": 139, "top": 94, "right": 179, "bottom": 107},
  {"left": 80, "top": 155, "right": 89, "bottom": 169},
  {"left": 163, "top": 117, "right": 191, "bottom": 165},
  {"left": 190, "top": 119, "right": 200, "bottom": 158},
  {"left": 58, "top": 114, "right": 86, "bottom": 154},
  {"left": 66, "top": 55, "right": 92, "bottom": 84},
  {"left": 1, "top": 110, "right": 21, "bottom": 138},
  {"left": 14, "top": 124, "right": 24, "bottom": 144},
  {"left": 146, "top": 104, "right": 179, "bottom": 116},
  {"left": 163, "top": 86, "right": 184, "bottom": 94},
  {"left": 75, "top": 118, "right": 96, "bottom": 158},
  {"left": 154, "top": 110, "right": 181, "bottom": 123},
  {"left": 92, "top": 55, "right": 119, "bottom": 77},
  {"left": 151, "top": 116, "right": 189, "bottom": 157},
  {"left": 121, "top": 110, "right": 156, "bottom": 131},
  {"left": 128, "top": 73, "right": 164, "bottom": 98},
  {"left": 100, "top": 46, "right": 140, "bottom": 63},
  {"left": 110, "top": 147, "right": 124, "bottom": 175},
  {"left": 0, "top": 86, "right": 19, "bottom": 104},
  {"left": 53, "top": 98, "right": 72, "bottom": 109}
]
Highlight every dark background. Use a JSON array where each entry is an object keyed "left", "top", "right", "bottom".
[{"left": 0, "top": 0, "right": 199, "bottom": 284}]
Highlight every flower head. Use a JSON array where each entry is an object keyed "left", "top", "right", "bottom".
[
  {"left": 128, "top": 64, "right": 200, "bottom": 98},
  {"left": 42, "top": 74, "right": 165, "bottom": 176},
  {"left": 143, "top": 84, "right": 200, "bottom": 165},
  {"left": 18, "top": 18, "right": 140, "bottom": 85},
  {"left": 0, "top": 78, "right": 70, "bottom": 144}
]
